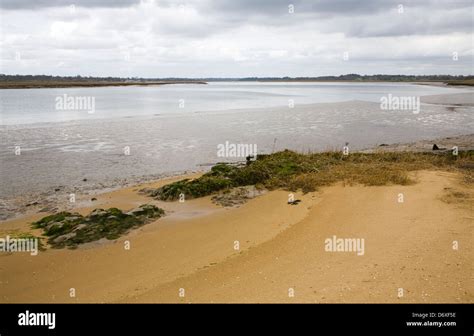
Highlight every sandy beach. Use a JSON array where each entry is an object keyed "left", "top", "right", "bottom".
[{"left": 1, "top": 158, "right": 472, "bottom": 303}]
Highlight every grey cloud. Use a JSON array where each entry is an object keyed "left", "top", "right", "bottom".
[
  {"left": 185, "top": 0, "right": 474, "bottom": 39},
  {"left": 208, "top": 0, "right": 386, "bottom": 16},
  {"left": 325, "top": 7, "right": 473, "bottom": 38},
  {"left": 204, "top": 0, "right": 471, "bottom": 17},
  {"left": 0, "top": 0, "right": 140, "bottom": 10},
  {"left": 1, "top": 0, "right": 472, "bottom": 77}
]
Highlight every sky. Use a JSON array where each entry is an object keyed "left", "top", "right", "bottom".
[{"left": 0, "top": 0, "right": 472, "bottom": 77}]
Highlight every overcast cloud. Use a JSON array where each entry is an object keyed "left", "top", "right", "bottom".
[{"left": 0, "top": 0, "right": 472, "bottom": 77}]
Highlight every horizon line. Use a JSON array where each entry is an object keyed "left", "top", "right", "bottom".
[{"left": 1, "top": 73, "right": 473, "bottom": 80}]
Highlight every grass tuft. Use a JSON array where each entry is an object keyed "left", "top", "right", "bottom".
[{"left": 144, "top": 150, "right": 474, "bottom": 200}]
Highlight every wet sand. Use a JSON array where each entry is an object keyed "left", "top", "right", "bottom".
[
  {"left": 2, "top": 87, "right": 473, "bottom": 211},
  {"left": 362, "top": 134, "right": 474, "bottom": 153},
  {"left": 421, "top": 92, "right": 474, "bottom": 106}
]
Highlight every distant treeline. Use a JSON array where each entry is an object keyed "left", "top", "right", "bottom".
[
  {"left": 1, "top": 73, "right": 473, "bottom": 82},
  {"left": 0, "top": 74, "right": 198, "bottom": 82},
  {"left": 236, "top": 74, "right": 474, "bottom": 82}
]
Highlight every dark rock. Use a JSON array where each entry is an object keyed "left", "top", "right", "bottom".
[
  {"left": 89, "top": 209, "right": 108, "bottom": 217},
  {"left": 246, "top": 155, "right": 255, "bottom": 166},
  {"left": 127, "top": 204, "right": 163, "bottom": 217},
  {"left": 432, "top": 144, "right": 447, "bottom": 150},
  {"left": 287, "top": 200, "right": 301, "bottom": 205},
  {"left": 126, "top": 208, "right": 146, "bottom": 216},
  {"left": 45, "top": 222, "right": 64, "bottom": 232},
  {"left": 72, "top": 224, "right": 87, "bottom": 232},
  {"left": 53, "top": 232, "right": 76, "bottom": 244},
  {"left": 65, "top": 216, "right": 82, "bottom": 222}
]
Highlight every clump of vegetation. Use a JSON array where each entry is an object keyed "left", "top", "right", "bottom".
[
  {"left": 146, "top": 175, "right": 234, "bottom": 201},
  {"left": 143, "top": 150, "right": 474, "bottom": 200},
  {"left": 32, "top": 204, "right": 164, "bottom": 249},
  {"left": 445, "top": 79, "right": 474, "bottom": 86}
]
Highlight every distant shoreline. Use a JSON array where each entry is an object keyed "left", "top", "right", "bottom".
[
  {"left": 244, "top": 80, "right": 474, "bottom": 88},
  {"left": 0, "top": 80, "right": 208, "bottom": 89},
  {"left": 1, "top": 73, "right": 473, "bottom": 89}
]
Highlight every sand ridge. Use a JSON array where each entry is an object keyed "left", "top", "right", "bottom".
[
  {"left": 119, "top": 171, "right": 472, "bottom": 303},
  {"left": 0, "top": 176, "right": 314, "bottom": 303}
]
